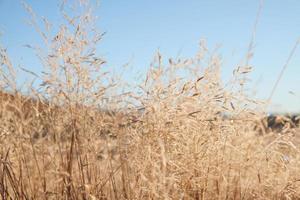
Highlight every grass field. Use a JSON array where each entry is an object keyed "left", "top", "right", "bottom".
[{"left": 1, "top": 1, "right": 300, "bottom": 199}]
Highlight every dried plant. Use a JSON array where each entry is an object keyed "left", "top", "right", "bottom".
[{"left": 0, "top": 1, "right": 299, "bottom": 200}]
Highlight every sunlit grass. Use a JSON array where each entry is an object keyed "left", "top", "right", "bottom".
[{"left": 0, "top": 1, "right": 300, "bottom": 199}]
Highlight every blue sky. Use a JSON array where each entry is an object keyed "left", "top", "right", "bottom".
[{"left": 0, "top": 0, "right": 299, "bottom": 113}]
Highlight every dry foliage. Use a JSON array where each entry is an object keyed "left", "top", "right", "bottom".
[{"left": 0, "top": 1, "right": 300, "bottom": 200}]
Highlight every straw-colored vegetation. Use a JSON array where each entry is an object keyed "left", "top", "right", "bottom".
[{"left": 1, "top": 1, "right": 300, "bottom": 199}]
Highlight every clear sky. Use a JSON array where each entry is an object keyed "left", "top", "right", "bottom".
[{"left": 0, "top": 0, "right": 299, "bottom": 113}]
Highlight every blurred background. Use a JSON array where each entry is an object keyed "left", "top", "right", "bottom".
[{"left": 0, "top": 0, "right": 299, "bottom": 113}]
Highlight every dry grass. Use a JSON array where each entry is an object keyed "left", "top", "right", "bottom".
[{"left": 1, "top": 1, "right": 300, "bottom": 200}]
